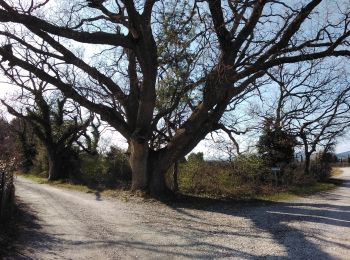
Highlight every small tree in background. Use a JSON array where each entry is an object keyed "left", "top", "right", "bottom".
[
  {"left": 319, "top": 145, "right": 338, "bottom": 164},
  {"left": 187, "top": 152, "right": 204, "bottom": 163},
  {"left": 311, "top": 144, "right": 337, "bottom": 180},
  {"left": 257, "top": 118, "right": 297, "bottom": 167}
]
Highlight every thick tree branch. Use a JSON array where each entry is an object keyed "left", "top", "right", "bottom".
[{"left": 0, "top": 9, "right": 134, "bottom": 48}]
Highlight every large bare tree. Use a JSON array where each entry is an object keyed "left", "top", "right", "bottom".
[{"left": 0, "top": 0, "right": 349, "bottom": 196}]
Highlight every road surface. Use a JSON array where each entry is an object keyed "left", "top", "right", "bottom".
[{"left": 12, "top": 168, "right": 350, "bottom": 259}]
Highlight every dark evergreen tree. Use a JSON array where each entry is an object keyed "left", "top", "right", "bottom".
[{"left": 257, "top": 118, "right": 297, "bottom": 167}]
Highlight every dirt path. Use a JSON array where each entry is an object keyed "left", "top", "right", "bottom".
[{"left": 12, "top": 168, "right": 350, "bottom": 259}]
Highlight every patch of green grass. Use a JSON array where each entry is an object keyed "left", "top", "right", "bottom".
[
  {"left": 17, "top": 172, "right": 47, "bottom": 184},
  {"left": 51, "top": 181, "right": 95, "bottom": 193},
  {"left": 18, "top": 170, "right": 343, "bottom": 204},
  {"left": 256, "top": 192, "right": 295, "bottom": 201},
  {"left": 17, "top": 172, "right": 96, "bottom": 193},
  {"left": 178, "top": 180, "right": 340, "bottom": 203},
  {"left": 17, "top": 172, "right": 134, "bottom": 201},
  {"left": 256, "top": 181, "right": 339, "bottom": 202}
]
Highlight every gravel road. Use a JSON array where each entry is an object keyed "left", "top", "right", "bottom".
[{"left": 12, "top": 168, "right": 350, "bottom": 259}]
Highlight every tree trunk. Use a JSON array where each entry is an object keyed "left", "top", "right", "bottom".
[
  {"left": 173, "top": 161, "right": 179, "bottom": 192},
  {"left": 47, "top": 150, "right": 62, "bottom": 181},
  {"left": 129, "top": 139, "right": 149, "bottom": 192},
  {"left": 129, "top": 142, "right": 173, "bottom": 197},
  {"left": 147, "top": 150, "right": 173, "bottom": 197},
  {"left": 304, "top": 153, "right": 311, "bottom": 175},
  {"left": 149, "top": 166, "right": 169, "bottom": 197}
]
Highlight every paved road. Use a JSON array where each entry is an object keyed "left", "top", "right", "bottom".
[{"left": 13, "top": 168, "right": 350, "bottom": 259}]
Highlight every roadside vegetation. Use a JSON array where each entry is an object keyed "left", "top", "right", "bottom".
[
  {"left": 18, "top": 163, "right": 343, "bottom": 203},
  {"left": 0, "top": 117, "right": 17, "bottom": 257},
  {"left": 9, "top": 110, "right": 344, "bottom": 203},
  {"left": 17, "top": 146, "right": 344, "bottom": 203}
]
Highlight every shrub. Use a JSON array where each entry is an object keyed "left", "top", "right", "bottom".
[
  {"left": 231, "top": 154, "right": 269, "bottom": 184},
  {"left": 31, "top": 143, "right": 48, "bottom": 177},
  {"left": 307, "top": 149, "right": 334, "bottom": 181},
  {"left": 310, "top": 161, "right": 332, "bottom": 181},
  {"left": 178, "top": 153, "right": 270, "bottom": 197},
  {"left": 106, "top": 146, "right": 131, "bottom": 182},
  {"left": 187, "top": 152, "right": 204, "bottom": 163},
  {"left": 79, "top": 153, "right": 109, "bottom": 186},
  {"left": 257, "top": 118, "right": 297, "bottom": 167},
  {"left": 282, "top": 162, "right": 313, "bottom": 185},
  {"left": 178, "top": 160, "right": 233, "bottom": 196},
  {"left": 78, "top": 146, "right": 131, "bottom": 188}
]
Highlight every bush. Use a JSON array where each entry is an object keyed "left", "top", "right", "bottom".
[
  {"left": 178, "top": 160, "right": 233, "bottom": 196},
  {"left": 282, "top": 162, "right": 313, "bottom": 185},
  {"left": 176, "top": 151, "right": 336, "bottom": 198},
  {"left": 310, "top": 161, "right": 332, "bottom": 181},
  {"left": 187, "top": 152, "right": 204, "bottom": 163},
  {"left": 31, "top": 143, "right": 48, "bottom": 177},
  {"left": 178, "top": 153, "right": 270, "bottom": 197},
  {"left": 257, "top": 118, "right": 297, "bottom": 167},
  {"left": 231, "top": 154, "right": 269, "bottom": 184},
  {"left": 79, "top": 154, "right": 109, "bottom": 186},
  {"left": 307, "top": 150, "right": 334, "bottom": 181},
  {"left": 106, "top": 146, "right": 131, "bottom": 182},
  {"left": 78, "top": 146, "right": 131, "bottom": 188}
]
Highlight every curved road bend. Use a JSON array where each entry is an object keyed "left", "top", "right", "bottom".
[{"left": 13, "top": 168, "right": 350, "bottom": 259}]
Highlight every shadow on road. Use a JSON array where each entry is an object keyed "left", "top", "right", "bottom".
[
  {"left": 6, "top": 199, "right": 66, "bottom": 259},
  {"left": 14, "top": 176, "right": 350, "bottom": 259},
  {"left": 161, "top": 180, "right": 350, "bottom": 259}
]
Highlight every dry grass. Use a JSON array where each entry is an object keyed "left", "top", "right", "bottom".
[
  {"left": 17, "top": 172, "right": 142, "bottom": 202},
  {"left": 18, "top": 167, "right": 342, "bottom": 204},
  {"left": 256, "top": 181, "right": 338, "bottom": 202},
  {"left": 331, "top": 167, "right": 343, "bottom": 177}
]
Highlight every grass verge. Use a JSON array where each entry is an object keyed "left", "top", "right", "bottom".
[
  {"left": 18, "top": 173, "right": 95, "bottom": 193},
  {"left": 256, "top": 168, "right": 344, "bottom": 202},
  {"left": 17, "top": 172, "right": 135, "bottom": 202},
  {"left": 256, "top": 181, "right": 338, "bottom": 202},
  {"left": 17, "top": 167, "right": 344, "bottom": 203}
]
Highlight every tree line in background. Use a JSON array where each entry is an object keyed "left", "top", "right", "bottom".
[{"left": 0, "top": 0, "right": 349, "bottom": 198}]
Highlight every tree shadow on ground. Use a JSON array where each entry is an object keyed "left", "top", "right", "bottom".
[
  {"left": 12, "top": 178, "right": 350, "bottom": 259},
  {"left": 161, "top": 182, "right": 350, "bottom": 259},
  {"left": 10, "top": 196, "right": 286, "bottom": 259},
  {"left": 3, "top": 198, "right": 66, "bottom": 259}
]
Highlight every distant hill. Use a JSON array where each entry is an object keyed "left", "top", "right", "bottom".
[{"left": 336, "top": 151, "right": 350, "bottom": 159}]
